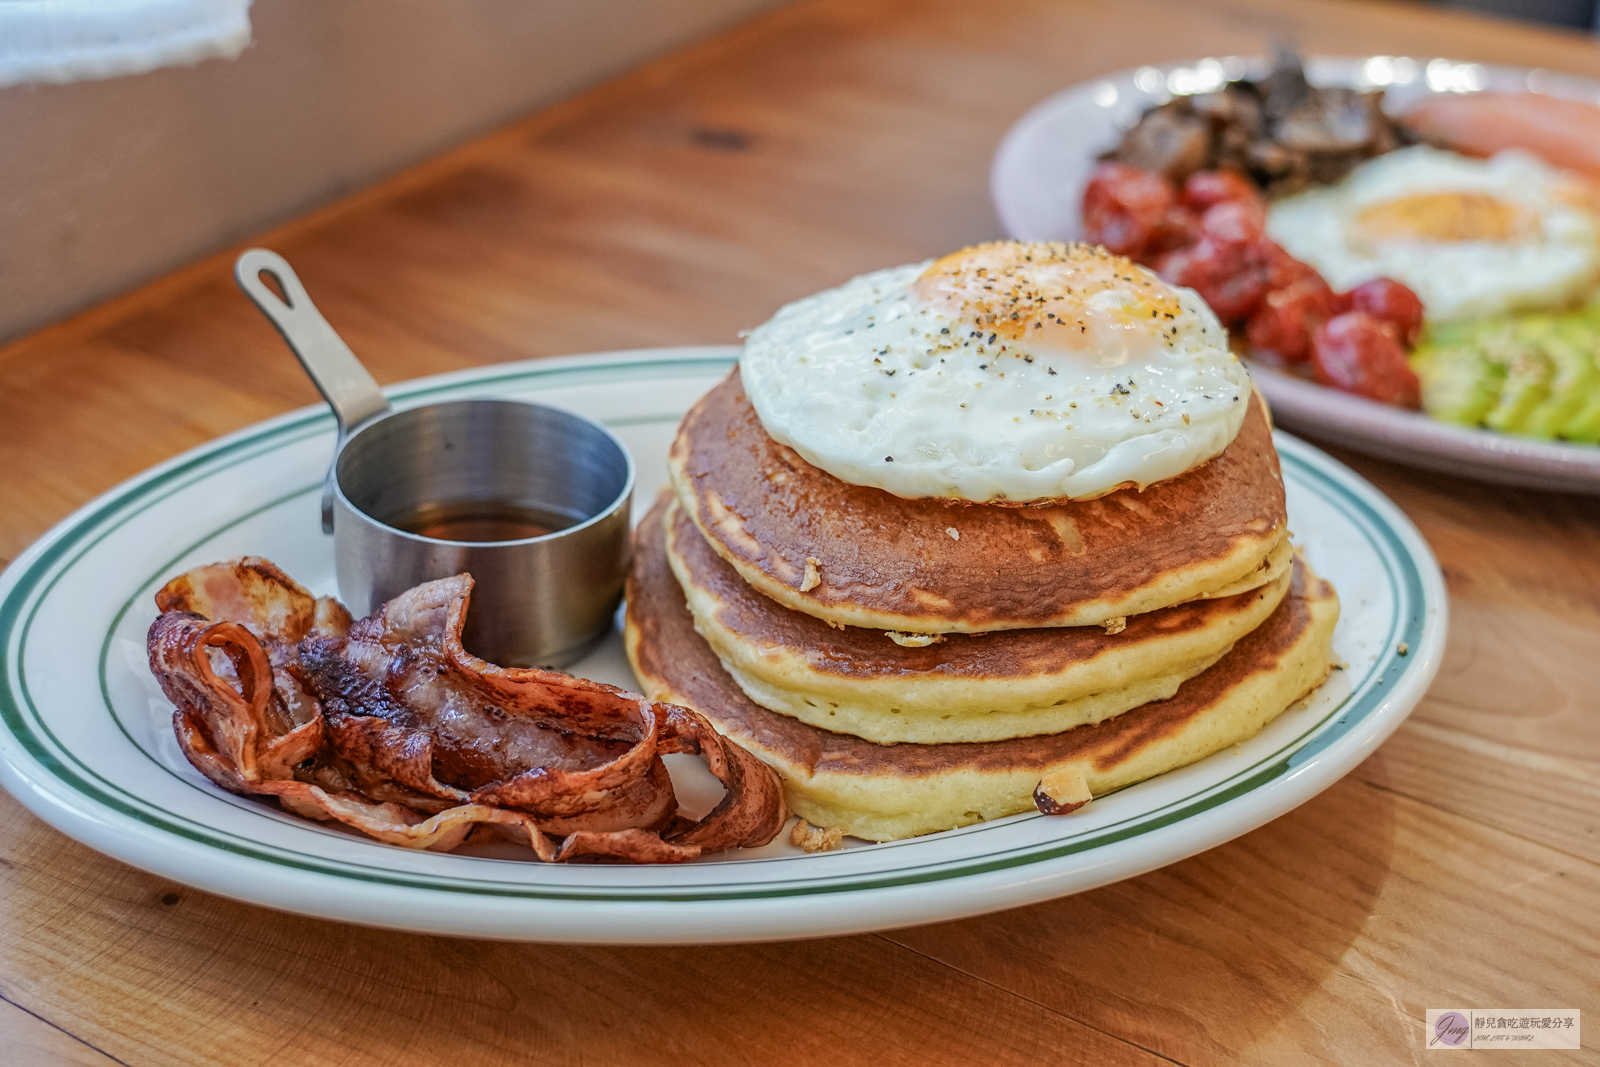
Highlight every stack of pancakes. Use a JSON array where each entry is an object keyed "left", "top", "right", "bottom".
[{"left": 624, "top": 372, "right": 1340, "bottom": 842}]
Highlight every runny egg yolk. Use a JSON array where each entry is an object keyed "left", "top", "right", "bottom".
[
  {"left": 910, "top": 241, "right": 1185, "bottom": 369},
  {"left": 1353, "top": 191, "right": 1535, "bottom": 243}
]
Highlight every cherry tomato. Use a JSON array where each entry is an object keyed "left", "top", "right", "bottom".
[
  {"left": 1246, "top": 274, "right": 1342, "bottom": 363},
  {"left": 1150, "top": 203, "right": 1200, "bottom": 258},
  {"left": 1311, "top": 312, "right": 1421, "bottom": 408},
  {"left": 1260, "top": 240, "right": 1321, "bottom": 290},
  {"left": 1348, "top": 278, "right": 1425, "bottom": 345},
  {"left": 1181, "top": 169, "right": 1261, "bottom": 211},
  {"left": 1082, "top": 162, "right": 1177, "bottom": 259},
  {"left": 1159, "top": 236, "right": 1273, "bottom": 322},
  {"left": 1199, "top": 199, "right": 1266, "bottom": 244}
]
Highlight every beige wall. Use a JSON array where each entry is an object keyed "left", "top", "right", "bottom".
[{"left": 0, "top": 0, "right": 784, "bottom": 343}]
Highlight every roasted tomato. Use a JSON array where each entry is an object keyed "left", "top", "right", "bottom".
[
  {"left": 1082, "top": 162, "right": 1177, "bottom": 259},
  {"left": 1159, "top": 235, "right": 1274, "bottom": 322},
  {"left": 1151, "top": 203, "right": 1200, "bottom": 257},
  {"left": 1311, "top": 311, "right": 1421, "bottom": 407},
  {"left": 1181, "top": 169, "right": 1260, "bottom": 211},
  {"left": 1260, "top": 240, "right": 1326, "bottom": 291},
  {"left": 1198, "top": 198, "right": 1266, "bottom": 244},
  {"left": 1246, "top": 274, "right": 1343, "bottom": 363},
  {"left": 1348, "top": 278, "right": 1425, "bottom": 345},
  {"left": 1158, "top": 199, "right": 1280, "bottom": 321}
]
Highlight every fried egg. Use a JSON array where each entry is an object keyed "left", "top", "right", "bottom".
[
  {"left": 1267, "top": 146, "right": 1600, "bottom": 323},
  {"left": 738, "top": 241, "right": 1251, "bottom": 503}
]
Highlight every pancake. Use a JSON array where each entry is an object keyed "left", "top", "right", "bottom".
[
  {"left": 625, "top": 503, "right": 1338, "bottom": 841},
  {"left": 1189, "top": 532, "right": 1292, "bottom": 600},
  {"left": 663, "top": 497, "right": 1293, "bottom": 744},
  {"left": 668, "top": 371, "right": 1288, "bottom": 634}
]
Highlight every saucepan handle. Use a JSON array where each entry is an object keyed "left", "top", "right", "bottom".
[
  {"left": 235, "top": 248, "right": 393, "bottom": 533},
  {"left": 234, "top": 248, "right": 392, "bottom": 435}
]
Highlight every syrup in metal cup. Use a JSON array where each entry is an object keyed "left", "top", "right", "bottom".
[
  {"left": 235, "top": 248, "right": 634, "bottom": 667},
  {"left": 331, "top": 397, "right": 634, "bottom": 666}
]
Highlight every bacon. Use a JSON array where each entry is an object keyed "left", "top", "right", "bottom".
[{"left": 148, "top": 558, "right": 788, "bottom": 863}]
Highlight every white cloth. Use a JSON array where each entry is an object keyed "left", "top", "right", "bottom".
[{"left": 0, "top": 0, "right": 251, "bottom": 88}]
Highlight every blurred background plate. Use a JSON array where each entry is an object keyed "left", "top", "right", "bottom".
[{"left": 990, "top": 55, "right": 1600, "bottom": 493}]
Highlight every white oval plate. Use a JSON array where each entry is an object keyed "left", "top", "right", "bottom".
[
  {"left": 990, "top": 55, "right": 1600, "bottom": 494},
  {"left": 0, "top": 347, "right": 1444, "bottom": 944}
]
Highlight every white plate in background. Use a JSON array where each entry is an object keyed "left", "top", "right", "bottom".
[{"left": 990, "top": 56, "right": 1600, "bottom": 493}]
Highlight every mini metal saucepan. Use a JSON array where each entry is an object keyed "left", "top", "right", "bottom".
[{"left": 234, "top": 248, "right": 634, "bottom": 667}]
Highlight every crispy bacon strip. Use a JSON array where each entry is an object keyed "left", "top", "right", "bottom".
[{"left": 148, "top": 558, "right": 787, "bottom": 863}]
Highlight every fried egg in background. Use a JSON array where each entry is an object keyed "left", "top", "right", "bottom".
[
  {"left": 1267, "top": 145, "right": 1600, "bottom": 323},
  {"left": 738, "top": 242, "right": 1251, "bottom": 503}
]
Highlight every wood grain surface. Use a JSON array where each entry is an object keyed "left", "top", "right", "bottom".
[{"left": 1, "top": 0, "right": 1598, "bottom": 1064}]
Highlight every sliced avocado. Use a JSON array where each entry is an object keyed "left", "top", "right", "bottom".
[
  {"left": 1412, "top": 338, "right": 1504, "bottom": 426},
  {"left": 1565, "top": 394, "right": 1600, "bottom": 443},
  {"left": 1419, "top": 319, "right": 1479, "bottom": 349},
  {"left": 1481, "top": 321, "right": 1552, "bottom": 434},
  {"left": 1521, "top": 317, "right": 1599, "bottom": 440},
  {"left": 1563, "top": 324, "right": 1600, "bottom": 441},
  {"left": 1555, "top": 316, "right": 1600, "bottom": 442}
]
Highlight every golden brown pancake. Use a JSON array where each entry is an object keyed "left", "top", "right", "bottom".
[
  {"left": 625, "top": 504, "right": 1338, "bottom": 841},
  {"left": 668, "top": 371, "right": 1288, "bottom": 633},
  {"left": 663, "top": 497, "right": 1291, "bottom": 744}
]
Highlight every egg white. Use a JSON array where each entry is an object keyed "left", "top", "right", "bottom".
[
  {"left": 738, "top": 250, "right": 1251, "bottom": 503},
  {"left": 1267, "top": 146, "right": 1600, "bottom": 323}
]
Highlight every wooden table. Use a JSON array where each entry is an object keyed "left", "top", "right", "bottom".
[{"left": 2, "top": 0, "right": 1597, "bottom": 1063}]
